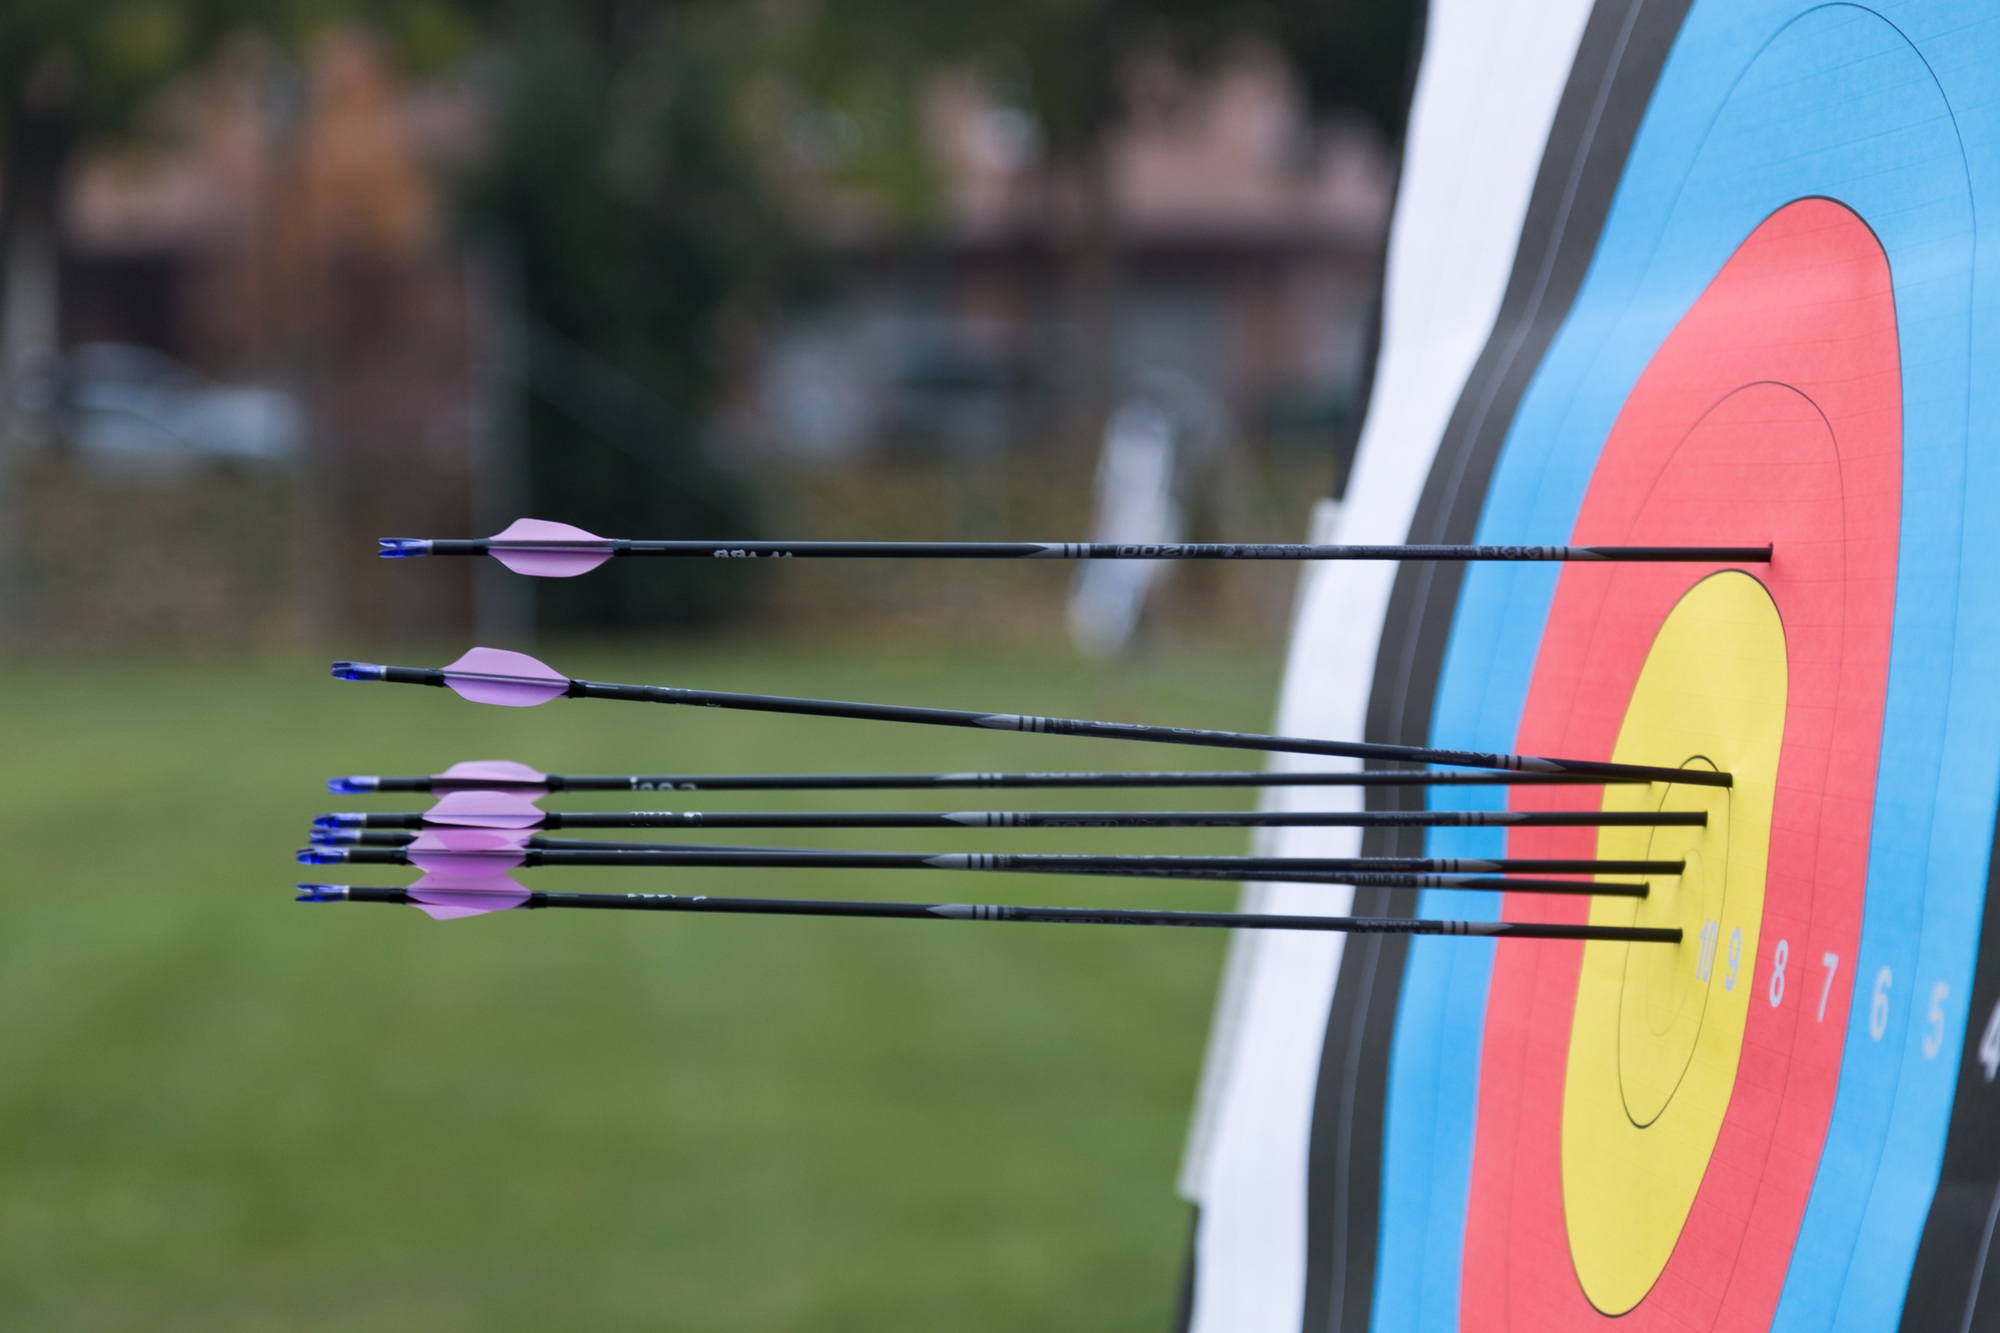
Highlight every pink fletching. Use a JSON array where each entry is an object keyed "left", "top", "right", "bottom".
[
  {"left": 434, "top": 759, "right": 547, "bottom": 790},
  {"left": 408, "top": 869, "right": 531, "bottom": 920},
  {"left": 441, "top": 646, "right": 570, "bottom": 707},
  {"left": 408, "top": 827, "right": 530, "bottom": 873},
  {"left": 426, "top": 789, "right": 546, "bottom": 829},
  {"left": 488, "top": 517, "right": 614, "bottom": 578}
]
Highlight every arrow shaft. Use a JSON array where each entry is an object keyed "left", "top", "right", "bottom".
[
  {"left": 1023, "top": 869, "right": 1646, "bottom": 896},
  {"left": 337, "top": 808, "right": 1702, "bottom": 831},
  {"left": 311, "top": 835, "right": 1647, "bottom": 897},
  {"left": 325, "top": 845, "right": 1679, "bottom": 875},
  {"left": 339, "top": 662, "right": 1729, "bottom": 788},
  {"left": 307, "top": 833, "right": 1650, "bottom": 895},
  {"left": 577, "top": 677, "right": 1713, "bottom": 784},
  {"left": 336, "top": 769, "right": 1635, "bottom": 794},
  {"left": 409, "top": 538, "right": 1768, "bottom": 563},
  {"left": 558, "top": 850, "right": 1681, "bottom": 874},
  {"left": 306, "top": 884, "right": 1680, "bottom": 943}
]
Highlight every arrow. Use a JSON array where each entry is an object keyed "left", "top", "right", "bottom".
[
  {"left": 314, "top": 792, "right": 1704, "bottom": 833},
  {"left": 329, "top": 647, "right": 1733, "bottom": 788},
  {"left": 296, "top": 881, "right": 1682, "bottom": 944},
  {"left": 378, "top": 519, "right": 1771, "bottom": 577},
  {"left": 300, "top": 830, "right": 1681, "bottom": 879},
  {"left": 302, "top": 830, "right": 1649, "bottom": 898},
  {"left": 327, "top": 759, "right": 1639, "bottom": 795}
]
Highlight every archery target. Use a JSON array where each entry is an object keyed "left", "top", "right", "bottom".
[
  {"left": 1179, "top": 2, "right": 2000, "bottom": 1330},
  {"left": 1458, "top": 196, "right": 1901, "bottom": 1326}
]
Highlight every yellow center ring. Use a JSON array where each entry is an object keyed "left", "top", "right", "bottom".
[{"left": 1561, "top": 572, "right": 1786, "bottom": 1313}]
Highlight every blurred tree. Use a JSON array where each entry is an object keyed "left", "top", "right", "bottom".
[
  {"left": 786, "top": 0, "right": 1422, "bottom": 437},
  {"left": 0, "top": 1, "right": 475, "bottom": 650},
  {"left": 458, "top": 0, "right": 782, "bottom": 630},
  {"left": 795, "top": 0, "right": 1422, "bottom": 163},
  {"left": 0, "top": 0, "right": 473, "bottom": 426},
  {"left": 0, "top": 0, "right": 235, "bottom": 437},
  {"left": 0, "top": 0, "right": 778, "bottom": 634}
]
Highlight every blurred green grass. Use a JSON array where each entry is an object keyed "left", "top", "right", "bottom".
[{"left": 0, "top": 640, "right": 1281, "bottom": 1331}]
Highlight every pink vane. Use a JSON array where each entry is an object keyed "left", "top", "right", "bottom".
[
  {"left": 407, "top": 827, "right": 531, "bottom": 873},
  {"left": 487, "top": 518, "right": 615, "bottom": 578},
  {"left": 433, "top": 759, "right": 548, "bottom": 791},
  {"left": 424, "top": 789, "right": 546, "bottom": 829},
  {"left": 440, "top": 647, "right": 570, "bottom": 707},
  {"left": 407, "top": 869, "right": 532, "bottom": 920}
]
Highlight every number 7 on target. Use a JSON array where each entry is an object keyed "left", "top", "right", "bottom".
[{"left": 1819, "top": 952, "right": 1841, "bottom": 1023}]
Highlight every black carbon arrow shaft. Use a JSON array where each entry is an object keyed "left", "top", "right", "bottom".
[
  {"left": 333, "top": 658, "right": 1732, "bottom": 789},
  {"left": 305, "top": 834, "right": 1648, "bottom": 897},
  {"left": 299, "top": 884, "right": 1681, "bottom": 943},
  {"left": 312, "top": 845, "right": 1681, "bottom": 876},
  {"left": 331, "top": 769, "right": 1636, "bottom": 795},
  {"left": 392, "top": 536, "right": 1769, "bottom": 563},
  {"left": 325, "top": 808, "right": 1704, "bottom": 831}
]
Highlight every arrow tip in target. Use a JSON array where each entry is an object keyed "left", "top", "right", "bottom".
[
  {"left": 487, "top": 518, "right": 614, "bottom": 578},
  {"left": 440, "top": 647, "right": 570, "bottom": 707}
]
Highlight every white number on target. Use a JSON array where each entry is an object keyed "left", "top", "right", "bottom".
[
  {"left": 1819, "top": 952, "right": 1840, "bottom": 1022},
  {"left": 1923, "top": 983, "right": 1949, "bottom": 1060},
  {"left": 1870, "top": 966, "right": 1893, "bottom": 1041},
  {"left": 1770, "top": 939, "right": 1789, "bottom": 1007},
  {"left": 1697, "top": 921, "right": 1719, "bottom": 982}
]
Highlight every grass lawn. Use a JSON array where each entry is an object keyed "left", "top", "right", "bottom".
[{"left": 0, "top": 639, "right": 1282, "bottom": 1331}]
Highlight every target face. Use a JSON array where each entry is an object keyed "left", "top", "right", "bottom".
[
  {"left": 1461, "top": 197, "right": 1900, "bottom": 1324},
  {"left": 1178, "top": 3, "right": 2000, "bottom": 1330},
  {"left": 1365, "top": 5, "right": 1993, "bottom": 1329}
]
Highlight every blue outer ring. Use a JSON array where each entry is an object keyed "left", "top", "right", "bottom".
[{"left": 1370, "top": 5, "right": 2000, "bottom": 1328}]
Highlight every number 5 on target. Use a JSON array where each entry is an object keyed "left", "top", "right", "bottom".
[{"left": 1923, "top": 983, "right": 1949, "bottom": 1059}]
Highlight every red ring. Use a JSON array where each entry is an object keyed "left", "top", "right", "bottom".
[{"left": 1460, "top": 199, "right": 1901, "bottom": 1326}]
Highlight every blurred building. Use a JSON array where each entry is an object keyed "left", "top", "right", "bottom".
[
  {"left": 25, "top": 34, "right": 488, "bottom": 649},
  {"left": 12, "top": 39, "right": 1389, "bottom": 651},
  {"left": 744, "top": 52, "right": 1394, "bottom": 470}
]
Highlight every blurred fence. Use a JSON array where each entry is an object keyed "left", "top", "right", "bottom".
[
  {"left": 2, "top": 423, "right": 1330, "bottom": 656},
  {"left": 13, "top": 457, "right": 306, "bottom": 653},
  {"left": 753, "top": 443, "right": 1327, "bottom": 647}
]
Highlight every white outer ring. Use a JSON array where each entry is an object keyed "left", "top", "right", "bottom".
[{"left": 1178, "top": 3, "right": 1598, "bottom": 1328}]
